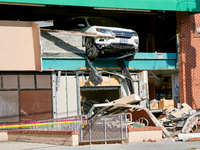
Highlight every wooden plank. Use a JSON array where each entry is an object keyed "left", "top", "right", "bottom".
[
  {"left": 79, "top": 79, "right": 120, "bottom": 86},
  {"left": 41, "top": 29, "right": 114, "bottom": 38},
  {"left": 187, "top": 137, "right": 200, "bottom": 141}
]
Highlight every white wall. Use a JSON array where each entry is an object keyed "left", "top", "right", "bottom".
[
  {"left": 56, "top": 76, "right": 67, "bottom": 118},
  {"left": 67, "top": 76, "right": 78, "bottom": 116},
  {"left": 54, "top": 74, "right": 78, "bottom": 118}
]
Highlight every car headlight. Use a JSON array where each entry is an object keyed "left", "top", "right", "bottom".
[
  {"left": 96, "top": 28, "right": 115, "bottom": 36},
  {"left": 134, "top": 39, "right": 139, "bottom": 45},
  {"left": 132, "top": 32, "right": 138, "bottom": 37}
]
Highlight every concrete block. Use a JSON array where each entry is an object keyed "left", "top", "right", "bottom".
[
  {"left": 128, "top": 127, "right": 162, "bottom": 143},
  {"left": 0, "top": 131, "right": 8, "bottom": 141}
]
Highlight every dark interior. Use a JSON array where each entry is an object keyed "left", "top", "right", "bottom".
[{"left": 0, "top": 4, "right": 177, "bottom": 53}]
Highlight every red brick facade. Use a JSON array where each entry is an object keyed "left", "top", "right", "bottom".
[{"left": 177, "top": 12, "right": 200, "bottom": 109}]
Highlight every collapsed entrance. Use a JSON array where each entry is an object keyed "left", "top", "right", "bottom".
[{"left": 80, "top": 86, "right": 120, "bottom": 114}]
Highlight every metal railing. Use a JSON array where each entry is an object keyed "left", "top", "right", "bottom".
[
  {"left": 30, "top": 115, "right": 86, "bottom": 131},
  {"left": 79, "top": 113, "right": 131, "bottom": 144}
]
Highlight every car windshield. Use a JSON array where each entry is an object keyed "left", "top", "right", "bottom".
[{"left": 87, "top": 17, "right": 122, "bottom": 28}]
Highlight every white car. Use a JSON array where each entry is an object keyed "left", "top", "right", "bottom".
[{"left": 59, "top": 16, "right": 139, "bottom": 61}]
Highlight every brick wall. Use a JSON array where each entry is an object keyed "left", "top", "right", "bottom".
[
  {"left": 177, "top": 12, "right": 200, "bottom": 109},
  {"left": 130, "top": 109, "right": 156, "bottom": 126}
]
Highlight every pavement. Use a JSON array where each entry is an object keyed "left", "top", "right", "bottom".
[{"left": 0, "top": 139, "right": 200, "bottom": 150}]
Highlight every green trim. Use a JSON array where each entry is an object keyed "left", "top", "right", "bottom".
[
  {"left": 1, "top": 0, "right": 200, "bottom": 12},
  {"left": 42, "top": 53, "right": 177, "bottom": 70}
]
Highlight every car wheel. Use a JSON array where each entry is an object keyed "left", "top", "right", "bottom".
[
  {"left": 86, "top": 38, "right": 99, "bottom": 60},
  {"left": 124, "top": 54, "right": 135, "bottom": 61}
]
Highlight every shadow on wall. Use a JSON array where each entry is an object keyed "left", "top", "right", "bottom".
[
  {"left": 41, "top": 30, "right": 86, "bottom": 57},
  {"left": 194, "top": 0, "right": 200, "bottom": 12},
  {"left": 176, "top": 0, "right": 200, "bottom": 12},
  {"left": 178, "top": 12, "right": 199, "bottom": 108}
]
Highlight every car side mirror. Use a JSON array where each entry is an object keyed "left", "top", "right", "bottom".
[{"left": 78, "top": 24, "right": 85, "bottom": 27}]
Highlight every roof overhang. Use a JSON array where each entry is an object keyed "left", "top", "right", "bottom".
[{"left": 0, "top": 0, "right": 200, "bottom": 12}]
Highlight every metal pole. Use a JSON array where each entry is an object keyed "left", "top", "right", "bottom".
[
  {"left": 61, "top": 123, "right": 64, "bottom": 131},
  {"left": 89, "top": 123, "right": 91, "bottom": 145},
  {"left": 109, "top": 74, "right": 111, "bottom": 85},
  {"left": 105, "top": 117, "right": 107, "bottom": 144},
  {"left": 65, "top": 73, "right": 68, "bottom": 116},
  {"left": 81, "top": 116, "right": 83, "bottom": 142},
  {"left": 75, "top": 116, "right": 78, "bottom": 131},
  {"left": 56, "top": 71, "right": 61, "bottom": 91},
  {"left": 125, "top": 114, "right": 127, "bottom": 140},
  {"left": 52, "top": 72, "right": 57, "bottom": 119},
  {"left": 121, "top": 114, "right": 123, "bottom": 141},
  {"left": 76, "top": 73, "right": 81, "bottom": 115}
]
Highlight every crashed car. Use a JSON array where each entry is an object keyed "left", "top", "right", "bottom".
[{"left": 59, "top": 16, "right": 139, "bottom": 61}]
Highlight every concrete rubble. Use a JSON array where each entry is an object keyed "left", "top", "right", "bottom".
[{"left": 86, "top": 95, "right": 200, "bottom": 142}]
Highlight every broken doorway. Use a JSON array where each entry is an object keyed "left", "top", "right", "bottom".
[{"left": 80, "top": 86, "right": 120, "bottom": 114}]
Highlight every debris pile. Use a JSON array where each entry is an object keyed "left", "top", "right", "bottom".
[
  {"left": 158, "top": 103, "right": 199, "bottom": 135},
  {"left": 84, "top": 94, "right": 200, "bottom": 143},
  {"left": 129, "top": 101, "right": 200, "bottom": 141}
]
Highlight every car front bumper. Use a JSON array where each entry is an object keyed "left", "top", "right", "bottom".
[{"left": 94, "top": 37, "right": 139, "bottom": 51}]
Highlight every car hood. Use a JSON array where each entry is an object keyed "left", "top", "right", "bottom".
[{"left": 83, "top": 25, "right": 136, "bottom": 34}]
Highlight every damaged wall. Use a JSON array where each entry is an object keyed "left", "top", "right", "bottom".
[{"left": 177, "top": 12, "right": 200, "bottom": 109}]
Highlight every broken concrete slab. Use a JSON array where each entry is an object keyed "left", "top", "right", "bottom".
[
  {"left": 181, "top": 112, "right": 200, "bottom": 134},
  {"left": 112, "top": 94, "right": 143, "bottom": 104},
  {"left": 169, "top": 103, "right": 192, "bottom": 118},
  {"left": 129, "top": 107, "right": 171, "bottom": 137},
  {"left": 178, "top": 133, "right": 200, "bottom": 141}
]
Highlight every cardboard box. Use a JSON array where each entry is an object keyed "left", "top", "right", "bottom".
[
  {"left": 159, "top": 99, "right": 174, "bottom": 107},
  {"left": 159, "top": 99, "right": 174, "bottom": 111},
  {"left": 150, "top": 101, "right": 159, "bottom": 110}
]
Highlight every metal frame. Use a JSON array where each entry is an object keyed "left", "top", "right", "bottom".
[
  {"left": 86, "top": 103, "right": 142, "bottom": 120},
  {"left": 0, "top": 71, "right": 53, "bottom": 121},
  {"left": 79, "top": 113, "right": 131, "bottom": 144},
  {"left": 65, "top": 72, "right": 68, "bottom": 117},
  {"left": 52, "top": 72, "right": 57, "bottom": 119},
  {"left": 30, "top": 115, "right": 86, "bottom": 131},
  {"left": 76, "top": 73, "right": 81, "bottom": 115}
]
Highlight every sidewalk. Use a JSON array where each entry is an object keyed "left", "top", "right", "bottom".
[{"left": 0, "top": 139, "right": 200, "bottom": 150}]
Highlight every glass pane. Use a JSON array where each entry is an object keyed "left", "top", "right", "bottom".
[
  {"left": 20, "top": 75, "right": 35, "bottom": 89},
  {"left": 0, "top": 91, "right": 19, "bottom": 123},
  {"left": 36, "top": 75, "right": 51, "bottom": 88},
  {"left": 3, "top": 75, "right": 18, "bottom": 89},
  {"left": 20, "top": 90, "right": 52, "bottom": 121}
]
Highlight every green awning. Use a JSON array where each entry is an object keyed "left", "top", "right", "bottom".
[{"left": 0, "top": 0, "right": 200, "bottom": 12}]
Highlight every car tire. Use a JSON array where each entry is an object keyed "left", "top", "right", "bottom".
[
  {"left": 86, "top": 38, "right": 99, "bottom": 60},
  {"left": 124, "top": 54, "right": 135, "bottom": 61}
]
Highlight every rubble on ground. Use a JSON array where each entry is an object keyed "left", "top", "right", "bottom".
[
  {"left": 131, "top": 101, "right": 200, "bottom": 141},
  {"left": 85, "top": 94, "right": 200, "bottom": 142}
]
